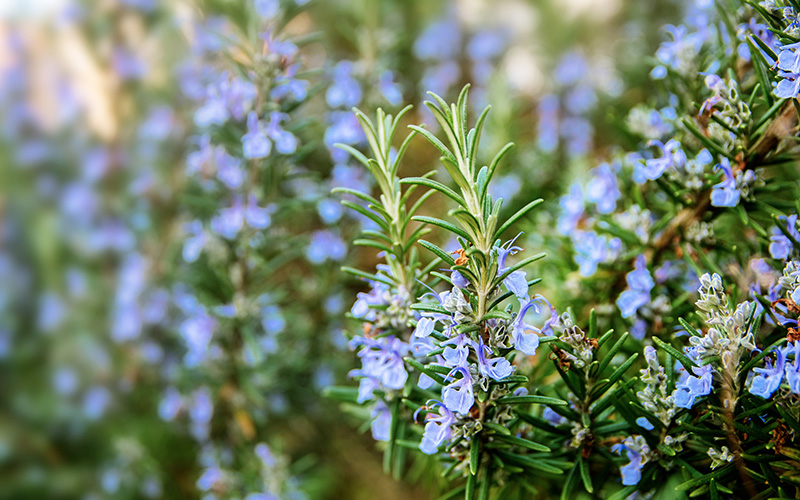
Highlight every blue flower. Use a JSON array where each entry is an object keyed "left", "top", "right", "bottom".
[
  {"left": 476, "top": 338, "right": 514, "bottom": 381},
  {"left": 636, "top": 417, "right": 655, "bottom": 430},
  {"left": 673, "top": 364, "right": 713, "bottom": 408},
  {"left": 612, "top": 437, "right": 648, "bottom": 485},
  {"left": 215, "top": 148, "right": 244, "bottom": 189},
  {"left": 265, "top": 112, "right": 297, "bottom": 154},
  {"left": 326, "top": 61, "right": 362, "bottom": 108},
  {"left": 379, "top": 70, "right": 403, "bottom": 106},
  {"left": 769, "top": 215, "right": 798, "bottom": 260},
  {"left": 254, "top": 0, "right": 279, "bottom": 18},
  {"left": 242, "top": 111, "right": 271, "bottom": 159},
  {"left": 616, "top": 255, "right": 655, "bottom": 318},
  {"left": 509, "top": 296, "right": 554, "bottom": 356},
  {"left": 442, "top": 367, "right": 474, "bottom": 414},
  {"left": 749, "top": 347, "right": 785, "bottom": 399},
  {"left": 414, "top": 19, "right": 461, "bottom": 62},
  {"left": 710, "top": 158, "right": 740, "bottom": 207},
  {"left": 585, "top": 162, "right": 620, "bottom": 214},
  {"left": 496, "top": 233, "right": 529, "bottom": 300},
  {"left": 418, "top": 401, "right": 456, "bottom": 454},
  {"left": 573, "top": 231, "right": 622, "bottom": 277},
  {"left": 306, "top": 230, "right": 347, "bottom": 264},
  {"left": 210, "top": 197, "right": 245, "bottom": 239},
  {"left": 639, "top": 139, "right": 686, "bottom": 181},
  {"left": 349, "top": 335, "right": 410, "bottom": 392},
  {"left": 774, "top": 42, "right": 800, "bottom": 98},
  {"left": 370, "top": 401, "right": 392, "bottom": 441},
  {"left": 557, "top": 183, "right": 584, "bottom": 236}
]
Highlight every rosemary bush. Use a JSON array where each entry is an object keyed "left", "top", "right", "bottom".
[{"left": 332, "top": 1, "right": 800, "bottom": 498}]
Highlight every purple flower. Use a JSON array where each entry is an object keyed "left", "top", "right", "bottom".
[
  {"left": 585, "top": 162, "right": 620, "bottom": 214},
  {"left": 379, "top": 71, "right": 403, "bottom": 106},
  {"left": 612, "top": 442, "right": 644, "bottom": 485},
  {"left": 769, "top": 215, "right": 798, "bottom": 260},
  {"left": 349, "top": 335, "right": 410, "bottom": 393},
  {"left": 265, "top": 112, "right": 297, "bottom": 154},
  {"left": 616, "top": 256, "right": 655, "bottom": 318},
  {"left": 710, "top": 158, "right": 740, "bottom": 207},
  {"left": 326, "top": 61, "right": 362, "bottom": 108},
  {"left": 255, "top": 0, "right": 279, "bottom": 18},
  {"left": 774, "top": 42, "right": 800, "bottom": 98},
  {"left": 245, "top": 194, "right": 275, "bottom": 229},
  {"left": 476, "top": 339, "right": 514, "bottom": 381},
  {"left": 496, "top": 233, "right": 529, "bottom": 300},
  {"left": 183, "top": 220, "right": 206, "bottom": 263},
  {"left": 639, "top": 139, "right": 686, "bottom": 181},
  {"left": 510, "top": 297, "right": 552, "bottom": 356},
  {"left": 370, "top": 401, "right": 392, "bottom": 441},
  {"left": 242, "top": 111, "right": 272, "bottom": 159},
  {"left": 673, "top": 364, "right": 713, "bottom": 408},
  {"left": 557, "top": 183, "right": 584, "bottom": 236},
  {"left": 216, "top": 149, "right": 244, "bottom": 189},
  {"left": 418, "top": 401, "right": 456, "bottom": 454},
  {"left": 414, "top": 19, "right": 461, "bottom": 61},
  {"left": 306, "top": 230, "right": 347, "bottom": 264},
  {"left": 442, "top": 367, "right": 474, "bottom": 414},
  {"left": 784, "top": 341, "right": 800, "bottom": 394},
  {"left": 749, "top": 348, "right": 785, "bottom": 398},
  {"left": 211, "top": 197, "right": 245, "bottom": 239}
]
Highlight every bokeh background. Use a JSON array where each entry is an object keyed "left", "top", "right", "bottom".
[{"left": 0, "top": 0, "right": 697, "bottom": 498}]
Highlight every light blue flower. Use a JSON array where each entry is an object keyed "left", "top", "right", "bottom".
[{"left": 710, "top": 158, "right": 740, "bottom": 207}]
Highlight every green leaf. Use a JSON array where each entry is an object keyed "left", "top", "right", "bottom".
[
  {"left": 653, "top": 336, "right": 698, "bottom": 370},
  {"left": 412, "top": 215, "right": 473, "bottom": 241},
  {"left": 469, "top": 438, "right": 480, "bottom": 475},
  {"left": 591, "top": 353, "right": 639, "bottom": 399},
  {"left": 494, "top": 199, "right": 543, "bottom": 239},
  {"left": 341, "top": 266, "right": 395, "bottom": 287},
  {"left": 493, "top": 434, "right": 551, "bottom": 452},
  {"left": 465, "top": 472, "right": 476, "bottom": 500},
  {"left": 418, "top": 239, "right": 456, "bottom": 267},
  {"left": 496, "top": 395, "right": 568, "bottom": 406},
  {"left": 341, "top": 200, "right": 390, "bottom": 232},
  {"left": 483, "top": 421, "right": 511, "bottom": 435},
  {"left": 675, "top": 464, "right": 735, "bottom": 491},
  {"left": 401, "top": 176, "right": 466, "bottom": 207},
  {"left": 595, "top": 332, "right": 629, "bottom": 378},
  {"left": 321, "top": 386, "right": 360, "bottom": 403},
  {"left": 409, "top": 124, "right": 458, "bottom": 165},
  {"left": 578, "top": 456, "right": 593, "bottom": 494}
]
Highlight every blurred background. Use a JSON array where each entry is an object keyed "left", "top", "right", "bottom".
[{"left": 0, "top": 0, "right": 692, "bottom": 498}]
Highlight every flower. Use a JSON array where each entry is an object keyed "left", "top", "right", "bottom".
[
  {"left": 710, "top": 158, "right": 740, "bottom": 207},
  {"left": 673, "top": 363, "right": 713, "bottom": 408},
  {"left": 585, "top": 162, "right": 620, "bottom": 214},
  {"left": 476, "top": 338, "right": 514, "bottom": 381},
  {"left": 616, "top": 255, "right": 655, "bottom": 318},
  {"left": 370, "top": 401, "right": 392, "bottom": 441},
  {"left": 442, "top": 367, "right": 474, "bottom": 414},
  {"left": 640, "top": 139, "right": 686, "bottom": 181},
  {"left": 496, "top": 233, "right": 529, "bottom": 300},
  {"left": 749, "top": 347, "right": 785, "bottom": 398},
  {"left": 242, "top": 111, "right": 272, "bottom": 159},
  {"left": 774, "top": 42, "right": 800, "bottom": 98},
  {"left": 418, "top": 401, "right": 456, "bottom": 454},
  {"left": 612, "top": 436, "right": 650, "bottom": 485},
  {"left": 510, "top": 303, "right": 541, "bottom": 356},
  {"left": 769, "top": 215, "right": 798, "bottom": 260}
]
